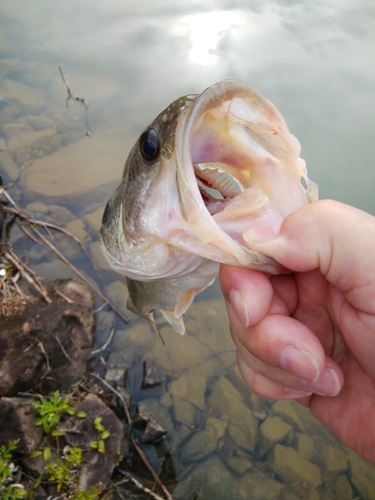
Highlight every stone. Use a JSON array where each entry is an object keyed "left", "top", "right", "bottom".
[
  {"left": 142, "top": 357, "right": 164, "bottom": 388},
  {"left": 0, "top": 280, "right": 94, "bottom": 396},
  {"left": 269, "top": 444, "right": 322, "bottom": 487},
  {"left": 112, "top": 323, "right": 155, "bottom": 357},
  {"left": 1, "top": 120, "right": 34, "bottom": 139},
  {"left": 169, "top": 375, "right": 206, "bottom": 411},
  {"left": 237, "top": 470, "right": 285, "bottom": 500},
  {"left": 57, "top": 393, "right": 123, "bottom": 492},
  {"left": 25, "top": 201, "right": 49, "bottom": 214},
  {"left": 321, "top": 443, "right": 348, "bottom": 475},
  {"left": 0, "top": 138, "right": 6, "bottom": 150},
  {"left": 83, "top": 206, "right": 105, "bottom": 234},
  {"left": 258, "top": 416, "right": 293, "bottom": 456},
  {"left": 8, "top": 128, "right": 61, "bottom": 166},
  {"left": 172, "top": 395, "right": 200, "bottom": 427},
  {"left": 0, "top": 78, "right": 46, "bottom": 110},
  {"left": 21, "top": 134, "right": 129, "bottom": 207},
  {"left": 105, "top": 365, "right": 127, "bottom": 387},
  {"left": 0, "top": 398, "right": 43, "bottom": 454},
  {"left": 293, "top": 432, "right": 315, "bottom": 461},
  {"left": 134, "top": 403, "right": 168, "bottom": 443},
  {"left": 348, "top": 449, "right": 375, "bottom": 499},
  {"left": 228, "top": 419, "right": 257, "bottom": 453},
  {"left": 0, "top": 150, "right": 19, "bottom": 182},
  {"left": 106, "top": 280, "right": 129, "bottom": 312},
  {"left": 272, "top": 399, "right": 305, "bottom": 432},
  {"left": 110, "top": 386, "right": 132, "bottom": 421},
  {"left": 160, "top": 392, "right": 173, "bottom": 408},
  {"left": 65, "top": 219, "right": 91, "bottom": 245},
  {"left": 29, "top": 259, "right": 74, "bottom": 280},
  {"left": 26, "top": 115, "right": 57, "bottom": 131},
  {"left": 335, "top": 474, "right": 353, "bottom": 500},
  {"left": 226, "top": 455, "right": 253, "bottom": 475},
  {"left": 48, "top": 204, "right": 75, "bottom": 224},
  {"left": 181, "top": 417, "right": 228, "bottom": 462},
  {"left": 168, "top": 423, "right": 191, "bottom": 453}
]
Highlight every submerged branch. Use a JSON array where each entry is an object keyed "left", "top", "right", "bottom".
[{"left": 0, "top": 186, "right": 130, "bottom": 323}]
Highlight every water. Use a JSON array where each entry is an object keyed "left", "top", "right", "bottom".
[{"left": 1, "top": 0, "right": 375, "bottom": 498}]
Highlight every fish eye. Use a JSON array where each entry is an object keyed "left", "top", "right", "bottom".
[{"left": 140, "top": 127, "right": 160, "bottom": 161}]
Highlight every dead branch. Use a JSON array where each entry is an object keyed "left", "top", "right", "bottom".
[
  {"left": 117, "top": 470, "right": 167, "bottom": 500},
  {"left": 58, "top": 65, "right": 91, "bottom": 137},
  {"left": 91, "top": 372, "right": 131, "bottom": 425},
  {"left": 131, "top": 438, "right": 173, "bottom": 500}
]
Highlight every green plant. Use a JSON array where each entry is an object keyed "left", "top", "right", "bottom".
[
  {"left": 46, "top": 446, "right": 83, "bottom": 492},
  {"left": 32, "top": 390, "right": 87, "bottom": 435},
  {"left": 89, "top": 416, "right": 111, "bottom": 453},
  {"left": 0, "top": 440, "right": 27, "bottom": 499}
]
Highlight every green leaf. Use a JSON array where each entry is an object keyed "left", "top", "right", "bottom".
[
  {"left": 43, "top": 447, "right": 51, "bottom": 461},
  {"left": 76, "top": 411, "right": 88, "bottom": 418},
  {"left": 100, "top": 430, "right": 111, "bottom": 440},
  {"left": 89, "top": 441, "right": 99, "bottom": 449},
  {"left": 29, "top": 450, "right": 43, "bottom": 459},
  {"left": 51, "top": 429, "right": 65, "bottom": 437}
]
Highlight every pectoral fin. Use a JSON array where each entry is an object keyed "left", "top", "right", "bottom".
[{"left": 160, "top": 309, "right": 186, "bottom": 335}]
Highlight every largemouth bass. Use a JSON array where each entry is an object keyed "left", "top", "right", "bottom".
[{"left": 100, "top": 80, "right": 317, "bottom": 334}]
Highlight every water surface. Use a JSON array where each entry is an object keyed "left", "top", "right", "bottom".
[{"left": 1, "top": 1, "right": 375, "bottom": 498}]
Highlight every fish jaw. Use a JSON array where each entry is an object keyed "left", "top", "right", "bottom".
[{"left": 171, "top": 80, "right": 317, "bottom": 269}]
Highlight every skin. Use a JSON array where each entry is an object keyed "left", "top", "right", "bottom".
[{"left": 219, "top": 199, "right": 375, "bottom": 464}]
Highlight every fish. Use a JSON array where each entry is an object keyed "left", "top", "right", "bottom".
[{"left": 99, "top": 80, "right": 317, "bottom": 335}]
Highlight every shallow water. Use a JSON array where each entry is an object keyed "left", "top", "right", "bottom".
[{"left": 1, "top": 0, "right": 375, "bottom": 498}]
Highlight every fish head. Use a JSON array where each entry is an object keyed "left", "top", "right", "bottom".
[{"left": 100, "top": 80, "right": 317, "bottom": 282}]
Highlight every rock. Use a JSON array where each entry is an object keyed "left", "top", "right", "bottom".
[
  {"left": 57, "top": 393, "right": 123, "bottom": 492},
  {"left": 8, "top": 128, "right": 61, "bottom": 166},
  {"left": 228, "top": 418, "right": 258, "bottom": 453},
  {"left": 0, "top": 280, "right": 94, "bottom": 396},
  {"left": 225, "top": 455, "right": 253, "bottom": 475},
  {"left": 0, "top": 138, "right": 6, "bottom": 150},
  {"left": 320, "top": 443, "right": 348, "bottom": 476},
  {"left": 113, "top": 323, "right": 155, "bottom": 357},
  {"left": 0, "top": 150, "right": 19, "bottom": 182},
  {"left": 258, "top": 416, "right": 293, "bottom": 457},
  {"left": 47, "top": 204, "right": 75, "bottom": 224},
  {"left": 172, "top": 395, "right": 200, "bottom": 427},
  {"left": 160, "top": 392, "right": 173, "bottom": 408},
  {"left": 0, "top": 398, "right": 42, "bottom": 453},
  {"left": 25, "top": 201, "right": 49, "bottom": 214},
  {"left": 65, "top": 219, "right": 91, "bottom": 245},
  {"left": 29, "top": 259, "right": 74, "bottom": 281},
  {"left": 142, "top": 357, "right": 164, "bottom": 388},
  {"left": 348, "top": 449, "right": 375, "bottom": 499},
  {"left": 168, "top": 423, "right": 192, "bottom": 453},
  {"left": 292, "top": 432, "right": 315, "bottom": 461},
  {"left": 169, "top": 375, "right": 206, "bottom": 411},
  {"left": 181, "top": 417, "right": 228, "bottom": 462},
  {"left": 237, "top": 470, "right": 285, "bottom": 500},
  {"left": 82, "top": 206, "right": 105, "bottom": 234},
  {"left": 105, "top": 365, "right": 127, "bottom": 387},
  {"left": 106, "top": 280, "right": 129, "bottom": 313},
  {"left": 0, "top": 78, "right": 46, "bottom": 110},
  {"left": 26, "top": 115, "right": 57, "bottom": 131},
  {"left": 110, "top": 387, "right": 132, "bottom": 421},
  {"left": 335, "top": 474, "right": 353, "bottom": 500},
  {"left": 134, "top": 400, "right": 173, "bottom": 443},
  {"left": 272, "top": 400, "right": 305, "bottom": 432},
  {"left": 21, "top": 134, "right": 129, "bottom": 208},
  {"left": 269, "top": 444, "right": 322, "bottom": 488},
  {"left": 1, "top": 119, "right": 34, "bottom": 139}
]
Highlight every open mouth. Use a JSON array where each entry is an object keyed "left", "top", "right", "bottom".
[{"left": 193, "top": 162, "right": 245, "bottom": 215}]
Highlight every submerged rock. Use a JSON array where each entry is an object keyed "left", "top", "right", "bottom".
[{"left": 0, "top": 279, "right": 95, "bottom": 396}]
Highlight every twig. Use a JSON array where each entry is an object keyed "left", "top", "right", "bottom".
[
  {"left": 0, "top": 186, "right": 130, "bottom": 324},
  {"left": 91, "top": 327, "right": 115, "bottom": 355},
  {"left": 90, "top": 372, "right": 132, "bottom": 425},
  {"left": 117, "top": 470, "right": 166, "bottom": 500},
  {"left": 38, "top": 341, "right": 51, "bottom": 379},
  {"left": 131, "top": 438, "right": 173, "bottom": 500},
  {"left": 55, "top": 336, "right": 74, "bottom": 363},
  {"left": 58, "top": 65, "right": 92, "bottom": 137}
]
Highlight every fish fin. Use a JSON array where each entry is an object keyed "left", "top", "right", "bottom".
[
  {"left": 174, "top": 279, "right": 216, "bottom": 318},
  {"left": 160, "top": 309, "right": 186, "bottom": 335},
  {"left": 126, "top": 295, "right": 139, "bottom": 315},
  {"left": 146, "top": 312, "right": 165, "bottom": 345}
]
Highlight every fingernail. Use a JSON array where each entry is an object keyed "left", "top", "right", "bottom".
[
  {"left": 280, "top": 347, "right": 320, "bottom": 382},
  {"left": 302, "top": 368, "right": 341, "bottom": 397},
  {"left": 228, "top": 289, "right": 250, "bottom": 328},
  {"left": 243, "top": 221, "right": 282, "bottom": 245}
]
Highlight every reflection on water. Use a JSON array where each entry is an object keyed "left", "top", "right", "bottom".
[{"left": 1, "top": 0, "right": 375, "bottom": 498}]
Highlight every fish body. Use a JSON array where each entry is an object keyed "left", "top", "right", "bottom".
[{"left": 99, "top": 80, "right": 317, "bottom": 334}]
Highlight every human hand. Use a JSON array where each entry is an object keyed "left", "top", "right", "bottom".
[{"left": 219, "top": 200, "right": 375, "bottom": 463}]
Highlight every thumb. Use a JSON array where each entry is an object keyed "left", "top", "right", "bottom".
[{"left": 243, "top": 200, "right": 375, "bottom": 298}]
